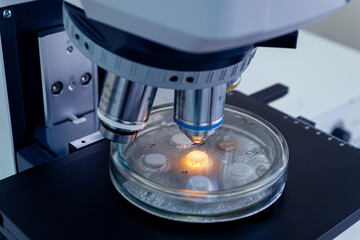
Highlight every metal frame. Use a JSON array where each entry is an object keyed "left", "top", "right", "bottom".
[
  {"left": 0, "top": 34, "right": 16, "bottom": 179},
  {"left": 36, "top": 27, "right": 99, "bottom": 156},
  {"left": 0, "top": 0, "right": 102, "bottom": 174},
  {"left": 0, "top": 0, "right": 64, "bottom": 153}
]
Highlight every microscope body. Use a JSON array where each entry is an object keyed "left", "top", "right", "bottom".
[
  {"left": 64, "top": 0, "right": 349, "bottom": 144},
  {"left": 65, "top": 0, "right": 347, "bottom": 53}
]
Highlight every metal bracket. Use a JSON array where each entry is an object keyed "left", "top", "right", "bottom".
[
  {"left": 36, "top": 27, "right": 99, "bottom": 156},
  {"left": 69, "top": 131, "right": 104, "bottom": 153}
]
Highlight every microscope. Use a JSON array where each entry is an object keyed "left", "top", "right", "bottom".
[
  {"left": 60, "top": 0, "right": 352, "bottom": 222},
  {"left": 2, "top": 0, "right": 360, "bottom": 238}
]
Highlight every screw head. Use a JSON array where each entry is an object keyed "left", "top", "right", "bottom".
[
  {"left": 51, "top": 81, "right": 63, "bottom": 95},
  {"left": 66, "top": 45, "right": 74, "bottom": 54},
  {"left": 68, "top": 81, "right": 76, "bottom": 91},
  {"left": 80, "top": 73, "right": 92, "bottom": 85},
  {"left": 2, "top": 9, "right": 12, "bottom": 19}
]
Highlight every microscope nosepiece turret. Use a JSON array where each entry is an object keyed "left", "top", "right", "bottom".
[{"left": 62, "top": 2, "right": 257, "bottom": 144}]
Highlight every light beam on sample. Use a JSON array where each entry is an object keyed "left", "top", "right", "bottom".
[{"left": 186, "top": 150, "right": 209, "bottom": 168}]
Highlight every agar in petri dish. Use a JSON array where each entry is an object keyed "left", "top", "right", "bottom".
[{"left": 110, "top": 104, "right": 289, "bottom": 223}]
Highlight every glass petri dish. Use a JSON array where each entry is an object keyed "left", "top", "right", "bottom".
[{"left": 110, "top": 104, "right": 289, "bottom": 223}]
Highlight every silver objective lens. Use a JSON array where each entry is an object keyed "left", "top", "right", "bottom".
[
  {"left": 174, "top": 84, "right": 226, "bottom": 144},
  {"left": 97, "top": 72, "right": 157, "bottom": 143}
]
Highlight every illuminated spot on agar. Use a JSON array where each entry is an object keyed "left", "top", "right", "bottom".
[
  {"left": 144, "top": 153, "right": 166, "bottom": 167},
  {"left": 339, "top": 143, "right": 345, "bottom": 147},
  {"left": 230, "top": 163, "right": 253, "bottom": 177},
  {"left": 294, "top": 121, "right": 299, "bottom": 124},
  {"left": 316, "top": 132, "right": 321, "bottom": 135},
  {"left": 305, "top": 126, "right": 310, "bottom": 130},
  {"left": 328, "top": 137, "right": 333, "bottom": 141},
  {"left": 188, "top": 176, "right": 212, "bottom": 191},
  {"left": 186, "top": 151, "right": 209, "bottom": 168}
]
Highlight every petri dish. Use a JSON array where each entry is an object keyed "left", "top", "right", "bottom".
[{"left": 110, "top": 104, "right": 289, "bottom": 223}]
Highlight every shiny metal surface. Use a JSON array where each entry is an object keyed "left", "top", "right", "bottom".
[
  {"left": 37, "top": 28, "right": 99, "bottom": 156},
  {"left": 174, "top": 84, "right": 226, "bottom": 143},
  {"left": 97, "top": 72, "right": 157, "bottom": 143},
  {"left": 99, "top": 123, "right": 137, "bottom": 143},
  {"left": 68, "top": 131, "right": 104, "bottom": 153},
  {"left": 226, "top": 77, "right": 242, "bottom": 93},
  {"left": 63, "top": 5, "right": 253, "bottom": 91}
]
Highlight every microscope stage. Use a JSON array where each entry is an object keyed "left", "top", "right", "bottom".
[{"left": 0, "top": 91, "right": 359, "bottom": 239}]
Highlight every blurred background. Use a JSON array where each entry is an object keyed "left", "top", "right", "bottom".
[
  {"left": 305, "top": 0, "right": 360, "bottom": 51},
  {"left": 156, "top": 0, "right": 360, "bottom": 148},
  {"left": 241, "top": 0, "right": 360, "bottom": 147}
]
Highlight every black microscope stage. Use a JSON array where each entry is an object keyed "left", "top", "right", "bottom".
[{"left": 0, "top": 90, "right": 359, "bottom": 240}]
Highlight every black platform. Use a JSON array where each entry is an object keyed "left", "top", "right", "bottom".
[{"left": 0, "top": 91, "right": 360, "bottom": 240}]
